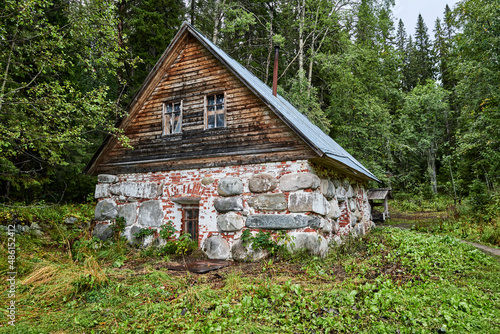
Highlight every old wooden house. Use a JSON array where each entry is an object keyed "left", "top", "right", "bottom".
[{"left": 85, "top": 22, "right": 380, "bottom": 260}]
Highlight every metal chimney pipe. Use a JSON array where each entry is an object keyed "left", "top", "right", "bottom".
[{"left": 272, "top": 45, "right": 279, "bottom": 97}]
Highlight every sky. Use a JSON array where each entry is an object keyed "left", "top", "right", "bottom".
[{"left": 393, "top": 0, "right": 461, "bottom": 37}]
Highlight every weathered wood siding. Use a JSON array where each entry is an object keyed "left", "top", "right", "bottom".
[{"left": 92, "top": 34, "right": 316, "bottom": 174}]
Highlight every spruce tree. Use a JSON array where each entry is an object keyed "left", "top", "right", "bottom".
[
  {"left": 395, "top": 19, "right": 407, "bottom": 54},
  {"left": 433, "top": 18, "right": 447, "bottom": 84},
  {"left": 412, "top": 14, "right": 435, "bottom": 84},
  {"left": 118, "top": 0, "right": 184, "bottom": 98}
]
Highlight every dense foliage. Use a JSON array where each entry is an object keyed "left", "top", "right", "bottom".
[
  {"left": 0, "top": 0, "right": 498, "bottom": 204},
  {"left": 1, "top": 223, "right": 498, "bottom": 333}
]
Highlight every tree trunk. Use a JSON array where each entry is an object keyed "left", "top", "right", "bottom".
[
  {"left": 190, "top": 0, "right": 195, "bottom": 25},
  {"left": 0, "top": 33, "right": 16, "bottom": 114},
  {"left": 264, "top": 4, "right": 274, "bottom": 85},
  {"left": 428, "top": 146, "right": 438, "bottom": 193},
  {"left": 212, "top": 0, "right": 226, "bottom": 45},
  {"left": 298, "top": 0, "right": 305, "bottom": 82}
]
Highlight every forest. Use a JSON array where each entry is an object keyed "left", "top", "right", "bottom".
[
  {"left": 1, "top": 1, "right": 499, "bottom": 332},
  {"left": 0, "top": 0, "right": 498, "bottom": 205}
]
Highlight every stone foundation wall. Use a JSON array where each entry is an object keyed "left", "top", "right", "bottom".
[{"left": 93, "top": 160, "right": 374, "bottom": 259}]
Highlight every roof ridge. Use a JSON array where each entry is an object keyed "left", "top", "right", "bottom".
[{"left": 184, "top": 22, "right": 379, "bottom": 182}]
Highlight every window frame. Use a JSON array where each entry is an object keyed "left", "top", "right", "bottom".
[
  {"left": 204, "top": 92, "right": 226, "bottom": 130},
  {"left": 181, "top": 205, "right": 199, "bottom": 243},
  {"left": 162, "top": 100, "right": 183, "bottom": 136}
]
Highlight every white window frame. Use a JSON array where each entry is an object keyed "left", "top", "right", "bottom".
[
  {"left": 204, "top": 92, "right": 226, "bottom": 129},
  {"left": 162, "top": 100, "right": 183, "bottom": 135}
]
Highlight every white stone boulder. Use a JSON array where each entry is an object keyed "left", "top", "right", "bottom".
[
  {"left": 95, "top": 199, "right": 117, "bottom": 220},
  {"left": 203, "top": 235, "right": 230, "bottom": 260},
  {"left": 320, "top": 179, "right": 336, "bottom": 199},
  {"left": 217, "top": 212, "right": 244, "bottom": 232},
  {"left": 137, "top": 200, "right": 163, "bottom": 227},
  {"left": 249, "top": 173, "right": 278, "bottom": 193},
  {"left": 231, "top": 239, "right": 268, "bottom": 262},
  {"left": 117, "top": 203, "right": 138, "bottom": 226},
  {"left": 109, "top": 182, "right": 159, "bottom": 199},
  {"left": 218, "top": 178, "right": 243, "bottom": 196},
  {"left": 288, "top": 192, "right": 329, "bottom": 215},
  {"left": 327, "top": 199, "right": 342, "bottom": 220},
  {"left": 287, "top": 232, "right": 328, "bottom": 257},
  {"left": 279, "top": 173, "right": 320, "bottom": 192}
]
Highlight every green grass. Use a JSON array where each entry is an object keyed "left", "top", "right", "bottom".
[
  {"left": 388, "top": 193, "right": 500, "bottom": 247},
  {"left": 1, "top": 227, "right": 499, "bottom": 333}
]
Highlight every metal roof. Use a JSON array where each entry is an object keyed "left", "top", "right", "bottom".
[{"left": 184, "top": 22, "right": 379, "bottom": 182}]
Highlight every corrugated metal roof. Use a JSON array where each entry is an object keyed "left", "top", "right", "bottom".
[{"left": 185, "top": 23, "right": 379, "bottom": 182}]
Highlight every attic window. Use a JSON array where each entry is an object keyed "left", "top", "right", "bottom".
[
  {"left": 205, "top": 93, "right": 225, "bottom": 129},
  {"left": 162, "top": 101, "right": 182, "bottom": 135}
]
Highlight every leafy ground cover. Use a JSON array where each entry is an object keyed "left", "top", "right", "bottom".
[
  {"left": 387, "top": 193, "right": 500, "bottom": 247},
  {"left": 1, "top": 216, "right": 499, "bottom": 333}
]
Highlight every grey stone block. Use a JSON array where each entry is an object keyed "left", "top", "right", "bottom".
[
  {"left": 95, "top": 184, "right": 110, "bottom": 199},
  {"left": 336, "top": 186, "right": 346, "bottom": 201},
  {"left": 288, "top": 192, "right": 329, "bottom": 215},
  {"left": 332, "top": 220, "right": 340, "bottom": 234},
  {"left": 320, "top": 179, "right": 336, "bottom": 199},
  {"left": 118, "top": 203, "right": 138, "bottom": 226},
  {"left": 249, "top": 173, "right": 278, "bottom": 193},
  {"left": 203, "top": 235, "right": 230, "bottom": 260},
  {"left": 287, "top": 232, "right": 328, "bottom": 257},
  {"left": 349, "top": 198, "right": 357, "bottom": 212},
  {"left": 217, "top": 212, "right": 244, "bottom": 232},
  {"left": 245, "top": 214, "right": 317, "bottom": 230},
  {"left": 346, "top": 184, "right": 355, "bottom": 198},
  {"left": 248, "top": 193, "right": 287, "bottom": 211},
  {"left": 125, "top": 225, "right": 143, "bottom": 246},
  {"left": 137, "top": 200, "right": 163, "bottom": 227},
  {"left": 109, "top": 182, "right": 158, "bottom": 199},
  {"left": 350, "top": 213, "right": 357, "bottom": 227},
  {"left": 279, "top": 173, "right": 320, "bottom": 192},
  {"left": 95, "top": 199, "right": 117, "bottom": 220},
  {"left": 217, "top": 178, "right": 243, "bottom": 196},
  {"left": 214, "top": 197, "right": 244, "bottom": 213},
  {"left": 93, "top": 223, "right": 114, "bottom": 241},
  {"left": 308, "top": 216, "right": 326, "bottom": 230},
  {"left": 201, "top": 176, "right": 215, "bottom": 185},
  {"left": 231, "top": 239, "right": 268, "bottom": 262},
  {"left": 97, "top": 174, "right": 118, "bottom": 183},
  {"left": 320, "top": 219, "right": 332, "bottom": 233},
  {"left": 327, "top": 200, "right": 341, "bottom": 220}
]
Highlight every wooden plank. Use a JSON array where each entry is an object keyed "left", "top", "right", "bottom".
[
  {"left": 89, "top": 33, "right": 320, "bottom": 176},
  {"left": 96, "top": 149, "right": 317, "bottom": 175}
]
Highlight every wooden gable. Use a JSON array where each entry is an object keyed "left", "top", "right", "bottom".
[{"left": 86, "top": 32, "right": 317, "bottom": 175}]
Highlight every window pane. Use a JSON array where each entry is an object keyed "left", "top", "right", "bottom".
[
  {"left": 174, "top": 102, "right": 181, "bottom": 112},
  {"left": 207, "top": 114, "right": 215, "bottom": 128},
  {"left": 216, "top": 94, "right": 224, "bottom": 105},
  {"left": 173, "top": 112, "right": 181, "bottom": 133},
  {"left": 207, "top": 95, "right": 215, "bottom": 106},
  {"left": 166, "top": 103, "right": 172, "bottom": 113},
  {"left": 164, "top": 114, "right": 171, "bottom": 134},
  {"left": 216, "top": 112, "right": 225, "bottom": 127},
  {"left": 207, "top": 105, "right": 215, "bottom": 112},
  {"left": 216, "top": 104, "right": 224, "bottom": 110}
]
